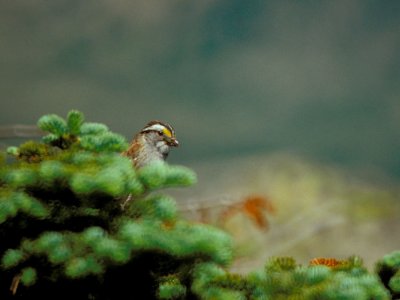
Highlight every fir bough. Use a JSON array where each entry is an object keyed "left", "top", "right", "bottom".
[{"left": 0, "top": 110, "right": 233, "bottom": 299}]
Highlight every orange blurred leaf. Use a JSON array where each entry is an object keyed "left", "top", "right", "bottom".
[
  {"left": 309, "top": 257, "right": 346, "bottom": 268},
  {"left": 221, "top": 195, "right": 275, "bottom": 230}
]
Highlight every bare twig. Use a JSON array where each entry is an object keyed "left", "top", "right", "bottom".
[
  {"left": 10, "top": 274, "right": 21, "bottom": 295},
  {"left": 0, "top": 125, "right": 43, "bottom": 139}
]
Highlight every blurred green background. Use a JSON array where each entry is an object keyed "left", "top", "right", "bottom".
[
  {"left": 1, "top": 0, "right": 399, "bottom": 177},
  {"left": 1, "top": 1, "right": 399, "bottom": 269}
]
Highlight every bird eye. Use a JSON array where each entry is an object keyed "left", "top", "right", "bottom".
[{"left": 157, "top": 131, "right": 163, "bottom": 136}]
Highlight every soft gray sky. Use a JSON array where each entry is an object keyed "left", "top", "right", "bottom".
[{"left": 1, "top": 1, "right": 399, "bottom": 177}]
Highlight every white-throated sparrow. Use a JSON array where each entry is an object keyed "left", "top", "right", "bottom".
[{"left": 123, "top": 120, "right": 179, "bottom": 168}]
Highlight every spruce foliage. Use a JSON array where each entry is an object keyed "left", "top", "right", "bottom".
[
  {"left": 206, "top": 256, "right": 390, "bottom": 300},
  {"left": 0, "top": 110, "right": 397, "bottom": 299},
  {"left": 376, "top": 251, "right": 400, "bottom": 298},
  {"left": 0, "top": 110, "right": 231, "bottom": 299}
]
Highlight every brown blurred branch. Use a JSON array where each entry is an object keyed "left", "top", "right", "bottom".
[{"left": 0, "top": 125, "right": 43, "bottom": 138}]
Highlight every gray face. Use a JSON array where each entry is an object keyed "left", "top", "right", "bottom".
[
  {"left": 145, "top": 131, "right": 170, "bottom": 159},
  {"left": 140, "top": 121, "right": 179, "bottom": 147},
  {"left": 137, "top": 121, "right": 179, "bottom": 165}
]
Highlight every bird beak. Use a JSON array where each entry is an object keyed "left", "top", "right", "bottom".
[{"left": 169, "top": 138, "right": 179, "bottom": 147}]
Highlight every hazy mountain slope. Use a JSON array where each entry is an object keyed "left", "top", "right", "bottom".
[{"left": 173, "top": 153, "right": 400, "bottom": 271}]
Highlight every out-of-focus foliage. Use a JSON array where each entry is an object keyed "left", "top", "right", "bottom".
[
  {"left": 200, "top": 256, "right": 390, "bottom": 300},
  {"left": 173, "top": 256, "right": 392, "bottom": 300},
  {"left": 376, "top": 250, "right": 400, "bottom": 298}
]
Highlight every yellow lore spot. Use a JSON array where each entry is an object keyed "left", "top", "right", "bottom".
[{"left": 162, "top": 127, "right": 173, "bottom": 138}]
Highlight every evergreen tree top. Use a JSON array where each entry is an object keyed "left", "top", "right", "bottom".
[{"left": 0, "top": 110, "right": 398, "bottom": 299}]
